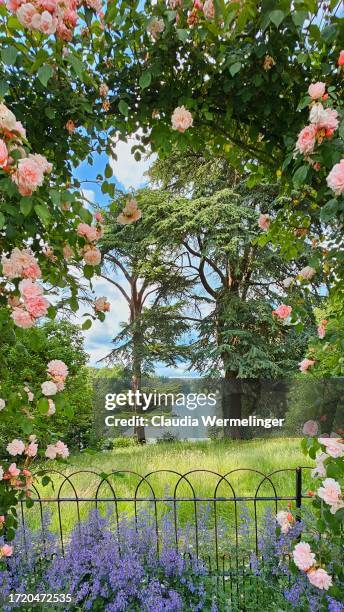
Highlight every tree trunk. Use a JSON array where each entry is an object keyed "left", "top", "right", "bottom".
[
  {"left": 132, "top": 330, "right": 146, "bottom": 443},
  {"left": 222, "top": 370, "right": 242, "bottom": 439}
]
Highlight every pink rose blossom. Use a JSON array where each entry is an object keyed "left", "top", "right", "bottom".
[
  {"left": 25, "top": 442, "right": 38, "bottom": 458},
  {"left": 0, "top": 103, "right": 16, "bottom": 131},
  {"left": 45, "top": 444, "right": 57, "bottom": 460},
  {"left": 0, "top": 515, "right": 4, "bottom": 523},
  {"left": 147, "top": 17, "right": 165, "bottom": 40},
  {"left": 14, "top": 121, "right": 26, "bottom": 139},
  {"left": 300, "top": 266, "right": 316, "bottom": 281},
  {"left": 47, "top": 359, "right": 69, "bottom": 379},
  {"left": 326, "top": 159, "right": 344, "bottom": 196},
  {"left": 19, "top": 279, "right": 43, "bottom": 299},
  {"left": 77, "top": 223, "right": 98, "bottom": 242},
  {"left": 317, "top": 323, "right": 326, "bottom": 339},
  {"left": 338, "top": 50, "right": 344, "bottom": 66},
  {"left": 16, "top": 3, "right": 37, "bottom": 28},
  {"left": 41, "top": 380, "right": 58, "bottom": 396},
  {"left": 11, "top": 307, "right": 35, "bottom": 328},
  {"left": 308, "top": 82, "right": 326, "bottom": 99},
  {"left": 317, "top": 477, "right": 341, "bottom": 505},
  {"left": 171, "top": 106, "right": 193, "bottom": 133},
  {"left": 307, "top": 568, "right": 332, "bottom": 590},
  {"left": 94, "top": 211, "right": 104, "bottom": 222},
  {"left": 318, "top": 437, "right": 344, "bottom": 458},
  {"left": 63, "top": 243, "right": 74, "bottom": 260},
  {"left": 203, "top": 0, "right": 214, "bottom": 19},
  {"left": 258, "top": 213, "right": 270, "bottom": 231},
  {"left": 2, "top": 248, "right": 42, "bottom": 280},
  {"left": 311, "top": 452, "right": 328, "bottom": 478},
  {"left": 8, "top": 463, "right": 20, "bottom": 477},
  {"left": 6, "top": 439, "right": 25, "bottom": 456},
  {"left": 276, "top": 510, "right": 293, "bottom": 534},
  {"left": 302, "top": 420, "right": 318, "bottom": 437},
  {"left": 55, "top": 440, "right": 69, "bottom": 458},
  {"left": 0, "top": 139, "right": 8, "bottom": 168},
  {"left": 295, "top": 124, "right": 317, "bottom": 155},
  {"left": 272, "top": 304, "right": 292, "bottom": 319},
  {"left": 293, "top": 542, "right": 315, "bottom": 571},
  {"left": 83, "top": 245, "right": 101, "bottom": 266},
  {"left": 29, "top": 153, "right": 52, "bottom": 174},
  {"left": 94, "top": 296, "right": 110, "bottom": 312},
  {"left": 24, "top": 296, "right": 49, "bottom": 318},
  {"left": 298, "top": 358, "right": 315, "bottom": 373},
  {"left": 47, "top": 399, "right": 56, "bottom": 416},
  {"left": 117, "top": 199, "right": 142, "bottom": 225},
  {"left": 12, "top": 156, "right": 44, "bottom": 196},
  {"left": 0, "top": 544, "right": 13, "bottom": 557}
]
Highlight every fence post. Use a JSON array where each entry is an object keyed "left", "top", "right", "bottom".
[{"left": 295, "top": 467, "right": 302, "bottom": 522}]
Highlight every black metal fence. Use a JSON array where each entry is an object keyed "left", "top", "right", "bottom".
[{"left": 18, "top": 466, "right": 313, "bottom": 607}]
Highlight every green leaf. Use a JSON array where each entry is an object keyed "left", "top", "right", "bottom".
[
  {"left": 118, "top": 100, "right": 129, "bottom": 116},
  {"left": 269, "top": 10, "right": 285, "bottom": 28},
  {"left": 37, "top": 65, "right": 53, "bottom": 88},
  {"left": 83, "top": 264, "right": 94, "bottom": 279},
  {"left": 0, "top": 212, "right": 5, "bottom": 229},
  {"left": 0, "top": 80, "right": 9, "bottom": 99},
  {"left": 37, "top": 397, "right": 49, "bottom": 414},
  {"left": 229, "top": 62, "right": 241, "bottom": 76},
  {"left": 292, "top": 11, "right": 308, "bottom": 27},
  {"left": 176, "top": 29, "right": 188, "bottom": 42},
  {"left": 34, "top": 203, "right": 51, "bottom": 225},
  {"left": 20, "top": 198, "right": 32, "bottom": 216},
  {"left": 105, "top": 163, "right": 113, "bottom": 179},
  {"left": 82, "top": 319, "right": 92, "bottom": 330},
  {"left": 1, "top": 45, "right": 18, "bottom": 66},
  {"left": 292, "top": 165, "right": 309, "bottom": 188},
  {"left": 139, "top": 71, "right": 151, "bottom": 89},
  {"left": 320, "top": 198, "right": 338, "bottom": 222},
  {"left": 67, "top": 55, "right": 84, "bottom": 78}
]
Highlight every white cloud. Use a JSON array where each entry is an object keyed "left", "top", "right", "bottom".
[
  {"left": 109, "top": 132, "right": 156, "bottom": 190},
  {"left": 80, "top": 189, "right": 96, "bottom": 209}
]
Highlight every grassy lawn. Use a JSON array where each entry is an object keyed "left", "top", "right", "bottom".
[{"left": 24, "top": 438, "right": 314, "bottom": 544}]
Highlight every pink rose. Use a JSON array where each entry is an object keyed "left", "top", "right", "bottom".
[
  {"left": 6, "top": 248, "right": 42, "bottom": 280},
  {"left": 19, "top": 279, "right": 43, "bottom": 299},
  {"left": 295, "top": 124, "right": 317, "bottom": 155},
  {"left": 338, "top": 50, "right": 344, "bottom": 66},
  {"left": 302, "top": 420, "right": 318, "bottom": 436},
  {"left": 308, "top": 82, "right": 326, "bottom": 99},
  {"left": 37, "top": 0, "right": 56, "bottom": 11},
  {"left": 203, "top": 0, "right": 214, "bottom": 19},
  {"left": 25, "top": 296, "right": 49, "bottom": 318},
  {"left": 77, "top": 223, "right": 98, "bottom": 242},
  {"left": 307, "top": 568, "right": 332, "bottom": 590},
  {"left": 318, "top": 437, "right": 344, "bottom": 458},
  {"left": 272, "top": 304, "right": 292, "bottom": 319},
  {"left": 0, "top": 103, "right": 16, "bottom": 131},
  {"left": 317, "top": 477, "right": 341, "bottom": 506},
  {"left": 311, "top": 452, "right": 328, "bottom": 478},
  {"left": 276, "top": 510, "right": 293, "bottom": 534},
  {"left": 14, "top": 121, "right": 26, "bottom": 139},
  {"left": 6, "top": 439, "right": 25, "bottom": 456},
  {"left": 39, "top": 10, "right": 57, "bottom": 33},
  {"left": 317, "top": 323, "right": 326, "bottom": 339},
  {"left": 117, "top": 199, "right": 142, "bottom": 225},
  {"left": 28, "top": 153, "right": 52, "bottom": 174},
  {"left": 326, "top": 159, "right": 344, "bottom": 196},
  {"left": 7, "top": 463, "right": 20, "bottom": 477},
  {"left": 94, "top": 211, "right": 104, "bottom": 222},
  {"left": 293, "top": 542, "right": 315, "bottom": 571},
  {"left": 258, "top": 213, "right": 270, "bottom": 231},
  {"left": 25, "top": 442, "right": 38, "bottom": 457},
  {"left": 0, "top": 544, "right": 13, "bottom": 557},
  {"left": 298, "top": 358, "right": 315, "bottom": 373},
  {"left": 300, "top": 266, "right": 316, "bottom": 281},
  {"left": 0, "top": 515, "right": 5, "bottom": 523},
  {"left": 0, "top": 139, "right": 8, "bottom": 168},
  {"left": 47, "top": 359, "right": 69, "bottom": 379},
  {"left": 55, "top": 440, "right": 69, "bottom": 458},
  {"left": 63, "top": 243, "right": 74, "bottom": 260},
  {"left": 171, "top": 106, "right": 193, "bottom": 133},
  {"left": 11, "top": 307, "right": 35, "bottom": 328},
  {"left": 45, "top": 444, "right": 57, "bottom": 460},
  {"left": 47, "top": 399, "right": 56, "bottom": 416},
  {"left": 94, "top": 296, "right": 110, "bottom": 312},
  {"left": 147, "top": 17, "right": 165, "bottom": 40},
  {"left": 16, "top": 3, "right": 37, "bottom": 28},
  {"left": 12, "top": 157, "right": 44, "bottom": 196},
  {"left": 41, "top": 380, "right": 58, "bottom": 396},
  {"left": 83, "top": 245, "right": 101, "bottom": 266}
]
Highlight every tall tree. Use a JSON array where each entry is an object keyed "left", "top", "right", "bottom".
[
  {"left": 100, "top": 196, "right": 192, "bottom": 442},
  {"left": 146, "top": 155, "right": 322, "bottom": 435}
]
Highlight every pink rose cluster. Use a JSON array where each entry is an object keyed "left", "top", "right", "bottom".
[
  {"left": 295, "top": 82, "right": 344, "bottom": 197},
  {"left": 317, "top": 477, "right": 344, "bottom": 515},
  {"left": 171, "top": 106, "right": 193, "bottom": 133},
  {"left": 272, "top": 304, "right": 292, "bottom": 320},
  {"left": 6, "top": 438, "right": 38, "bottom": 458},
  {"left": 0, "top": 103, "right": 52, "bottom": 196},
  {"left": 45, "top": 440, "right": 69, "bottom": 459},
  {"left": 187, "top": 0, "right": 214, "bottom": 26},
  {"left": 77, "top": 217, "right": 103, "bottom": 266},
  {"left": 293, "top": 542, "right": 332, "bottom": 590},
  {"left": 41, "top": 359, "right": 69, "bottom": 396},
  {"left": 276, "top": 510, "right": 294, "bottom": 534},
  {"left": 7, "top": 0, "right": 101, "bottom": 40}
]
